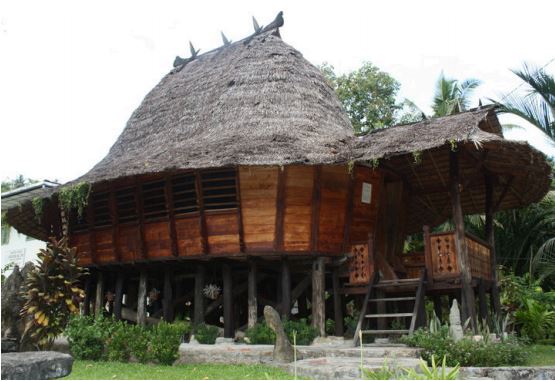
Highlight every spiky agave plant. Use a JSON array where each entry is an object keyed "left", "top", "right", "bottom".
[{"left": 20, "top": 237, "right": 86, "bottom": 349}]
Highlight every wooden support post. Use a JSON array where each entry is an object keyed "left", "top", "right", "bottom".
[
  {"left": 376, "top": 289, "right": 387, "bottom": 330},
  {"left": 312, "top": 257, "right": 326, "bottom": 337},
  {"left": 114, "top": 272, "right": 125, "bottom": 320},
  {"left": 332, "top": 269, "right": 344, "bottom": 336},
  {"left": 433, "top": 295, "right": 443, "bottom": 322},
  {"left": 423, "top": 225, "right": 434, "bottom": 287},
  {"left": 485, "top": 173, "right": 501, "bottom": 316},
  {"left": 82, "top": 276, "right": 92, "bottom": 316},
  {"left": 449, "top": 149, "right": 477, "bottom": 332},
  {"left": 248, "top": 260, "right": 258, "bottom": 328},
  {"left": 478, "top": 279, "right": 488, "bottom": 322},
  {"left": 94, "top": 272, "right": 104, "bottom": 317},
  {"left": 281, "top": 259, "right": 291, "bottom": 318},
  {"left": 222, "top": 263, "right": 234, "bottom": 338},
  {"left": 194, "top": 264, "right": 206, "bottom": 326},
  {"left": 137, "top": 269, "right": 147, "bottom": 326},
  {"left": 163, "top": 268, "right": 174, "bottom": 322}
]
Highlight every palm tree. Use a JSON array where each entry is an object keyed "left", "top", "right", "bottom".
[
  {"left": 493, "top": 62, "right": 555, "bottom": 140},
  {"left": 432, "top": 73, "right": 482, "bottom": 117}
]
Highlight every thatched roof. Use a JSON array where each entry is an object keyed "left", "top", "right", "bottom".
[{"left": 73, "top": 28, "right": 353, "bottom": 186}]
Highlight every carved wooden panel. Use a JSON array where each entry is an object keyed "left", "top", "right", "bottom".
[
  {"left": 429, "top": 233, "right": 459, "bottom": 278},
  {"left": 349, "top": 243, "right": 373, "bottom": 285},
  {"left": 466, "top": 236, "right": 492, "bottom": 280}
]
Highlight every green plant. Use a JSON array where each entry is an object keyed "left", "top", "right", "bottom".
[
  {"left": 362, "top": 359, "right": 402, "bottom": 379},
  {"left": 405, "top": 356, "right": 460, "bottom": 380},
  {"left": 515, "top": 299, "right": 555, "bottom": 342},
  {"left": 412, "top": 151, "right": 422, "bottom": 165},
  {"left": 58, "top": 182, "right": 91, "bottom": 217},
  {"left": 325, "top": 318, "right": 335, "bottom": 335},
  {"left": 245, "top": 322, "right": 276, "bottom": 344},
  {"left": 193, "top": 323, "right": 219, "bottom": 344},
  {"left": 105, "top": 320, "right": 132, "bottom": 362},
  {"left": 20, "top": 237, "right": 85, "bottom": 349},
  {"left": 32, "top": 197, "right": 45, "bottom": 223},
  {"left": 128, "top": 324, "right": 150, "bottom": 363},
  {"left": 65, "top": 315, "right": 105, "bottom": 360},
  {"left": 150, "top": 320, "right": 190, "bottom": 365},
  {"left": 284, "top": 318, "right": 317, "bottom": 345}
]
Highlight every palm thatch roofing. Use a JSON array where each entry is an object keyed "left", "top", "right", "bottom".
[{"left": 3, "top": 17, "right": 552, "bottom": 240}]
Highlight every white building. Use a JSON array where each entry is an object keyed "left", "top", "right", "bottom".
[{"left": 1, "top": 181, "right": 59, "bottom": 275}]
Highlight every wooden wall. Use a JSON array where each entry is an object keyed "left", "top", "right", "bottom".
[{"left": 71, "top": 165, "right": 384, "bottom": 265}]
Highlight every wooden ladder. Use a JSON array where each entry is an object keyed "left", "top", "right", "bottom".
[{"left": 353, "top": 270, "right": 427, "bottom": 346}]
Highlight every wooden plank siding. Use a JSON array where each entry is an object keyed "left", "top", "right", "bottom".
[
  {"left": 283, "top": 166, "right": 314, "bottom": 252},
  {"left": 350, "top": 166, "right": 382, "bottom": 244},
  {"left": 318, "top": 166, "right": 350, "bottom": 253}
]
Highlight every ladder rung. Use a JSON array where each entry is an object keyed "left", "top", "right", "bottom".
[
  {"left": 365, "top": 313, "right": 413, "bottom": 318},
  {"left": 361, "top": 329, "right": 410, "bottom": 335},
  {"left": 368, "top": 297, "right": 416, "bottom": 302},
  {"left": 378, "top": 278, "right": 420, "bottom": 284}
]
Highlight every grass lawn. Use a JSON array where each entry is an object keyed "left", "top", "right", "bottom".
[
  {"left": 527, "top": 345, "right": 555, "bottom": 366},
  {"left": 63, "top": 361, "right": 294, "bottom": 380}
]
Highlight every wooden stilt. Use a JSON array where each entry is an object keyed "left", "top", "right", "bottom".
[
  {"left": 281, "top": 259, "right": 291, "bottom": 318},
  {"left": 312, "top": 257, "right": 326, "bottom": 337},
  {"left": 478, "top": 279, "right": 488, "bottom": 322},
  {"left": 332, "top": 269, "right": 344, "bottom": 336},
  {"left": 223, "top": 263, "right": 234, "bottom": 338},
  {"left": 194, "top": 264, "right": 206, "bottom": 326},
  {"left": 137, "top": 269, "right": 147, "bottom": 326},
  {"left": 82, "top": 276, "right": 92, "bottom": 316},
  {"left": 485, "top": 173, "right": 501, "bottom": 316},
  {"left": 248, "top": 260, "right": 258, "bottom": 328},
  {"left": 163, "top": 268, "right": 173, "bottom": 322},
  {"left": 449, "top": 150, "right": 477, "bottom": 332},
  {"left": 114, "top": 273, "right": 125, "bottom": 320},
  {"left": 94, "top": 272, "right": 104, "bottom": 317}
]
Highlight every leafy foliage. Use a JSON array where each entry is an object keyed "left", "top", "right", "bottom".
[
  {"left": 515, "top": 299, "right": 555, "bottom": 342},
  {"left": 432, "top": 73, "right": 481, "bottom": 116},
  {"left": 150, "top": 320, "right": 191, "bottom": 365},
  {"left": 65, "top": 315, "right": 106, "bottom": 360},
  {"left": 245, "top": 322, "right": 276, "bottom": 344},
  {"left": 20, "top": 237, "right": 85, "bottom": 349},
  {"left": 283, "top": 318, "right": 318, "bottom": 345},
  {"left": 193, "top": 323, "right": 219, "bottom": 344},
  {"left": 320, "top": 62, "right": 400, "bottom": 134},
  {"left": 363, "top": 356, "right": 459, "bottom": 380},
  {"left": 58, "top": 182, "right": 91, "bottom": 217}
]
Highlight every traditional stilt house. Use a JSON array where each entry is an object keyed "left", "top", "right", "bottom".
[{"left": 5, "top": 13, "right": 551, "bottom": 342}]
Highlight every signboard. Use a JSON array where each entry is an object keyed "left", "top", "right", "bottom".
[
  {"left": 6, "top": 248, "right": 26, "bottom": 268},
  {"left": 361, "top": 182, "right": 372, "bottom": 204}
]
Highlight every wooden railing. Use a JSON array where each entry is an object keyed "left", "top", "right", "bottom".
[{"left": 424, "top": 230, "right": 492, "bottom": 282}]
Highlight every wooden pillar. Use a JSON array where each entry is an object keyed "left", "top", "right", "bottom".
[
  {"left": 94, "top": 272, "right": 104, "bottom": 317},
  {"left": 114, "top": 273, "right": 125, "bottom": 320},
  {"left": 485, "top": 173, "right": 501, "bottom": 316},
  {"left": 449, "top": 149, "right": 477, "bottom": 332},
  {"left": 82, "top": 276, "right": 92, "bottom": 316},
  {"left": 312, "top": 257, "right": 326, "bottom": 337},
  {"left": 478, "top": 279, "right": 488, "bottom": 322},
  {"left": 332, "top": 269, "right": 344, "bottom": 336},
  {"left": 223, "top": 263, "right": 234, "bottom": 338},
  {"left": 281, "top": 259, "right": 291, "bottom": 318},
  {"left": 194, "top": 264, "right": 206, "bottom": 326},
  {"left": 137, "top": 269, "right": 147, "bottom": 326},
  {"left": 163, "top": 268, "right": 174, "bottom": 322},
  {"left": 248, "top": 260, "right": 258, "bottom": 328}
]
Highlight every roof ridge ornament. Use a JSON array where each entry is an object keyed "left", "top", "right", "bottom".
[
  {"left": 172, "top": 41, "right": 201, "bottom": 73},
  {"left": 221, "top": 31, "right": 231, "bottom": 46},
  {"left": 252, "top": 16, "right": 263, "bottom": 33},
  {"left": 244, "top": 11, "right": 284, "bottom": 45}
]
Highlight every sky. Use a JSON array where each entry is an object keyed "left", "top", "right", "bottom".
[{"left": 1, "top": 0, "right": 554, "bottom": 184}]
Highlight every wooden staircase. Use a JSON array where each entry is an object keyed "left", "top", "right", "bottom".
[{"left": 353, "top": 270, "right": 427, "bottom": 346}]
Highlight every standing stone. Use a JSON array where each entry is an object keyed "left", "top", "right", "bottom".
[
  {"left": 1, "top": 265, "right": 28, "bottom": 343},
  {"left": 263, "top": 305, "right": 294, "bottom": 363},
  {"left": 449, "top": 299, "right": 464, "bottom": 342}
]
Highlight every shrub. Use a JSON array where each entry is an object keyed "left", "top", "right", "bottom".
[
  {"left": 325, "top": 319, "right": 335, "bottom": 335},
  {"left": 194, "top": 324, "right": 219, "bottom": 344},
  {"left": 127, "top": 325, "right": 150, "bottom": 363},
  {"left": 105, "top": 321, "right": 133, "bottom": 362},
  {"left": 284, "top": 318, "right": 318, "bottom": 345},
  {"left": 245, "top": 322, "right": 276, "bottom": 344},
  {"left": 515, "top": 299, "right": 555, "bottom": 342},
  {"left": 65, "top": 315, "right": 105, "bottom": 360},
  {"left": 150, "top": 320, "right": 190, "bottom": 365}
]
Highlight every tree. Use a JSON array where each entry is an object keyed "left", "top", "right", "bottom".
[
  {"left": 432, "top": 73, "right": 481, "bottom": 117},
  {"left": 492, "top": 63, "right": 555, "bottom": 140},
  {"left": 1, "top": 175, "right": 37, "bottom": 193},
  {"left": 320, "top": 62, "right": 400, "bottom": 134}
]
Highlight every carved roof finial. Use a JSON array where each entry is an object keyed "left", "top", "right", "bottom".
[
  {"left": 260, "top": 11, "right": 284, "bottom": 33},
  {"left": 252, "top": 16, "right": 263, "bottom": 33},
  {"left": 221, "top": 31, "right": 231, "bottom": 46},
  {"left": 189, "top": 41, "right": 200, "bottom": 58}
]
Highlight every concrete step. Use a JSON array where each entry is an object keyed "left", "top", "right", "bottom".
[{"left": 361, "top": 329, "right": 410, "bottom": 335}]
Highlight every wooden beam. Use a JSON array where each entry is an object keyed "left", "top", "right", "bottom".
[
  {"left": 222, "top": 263, "right": 234, "bottom": 338},
  {"left": 114, "top": 272, "right": 125, "bottom": 320},
  {"left": 332, "top": 268, "right": 344, "bottom": 336},
  {"left": 478, "top": 279, "right": 488, "bottom": 321},
  {"left": 423, "top": 225, "right": 434, "bottom": 287},
  {"left": 485, "top": 172, "right": 501, "bottom": 315},
  {"left": 135, "top": 184, "right": 147, "bottom": 259},
  {"left": 312, "top": 257, "right": 326, "bottom": 336},
  {"left": 248, "top": 260, "right": 258, "bottom": 328},
  {"left": 235, "top": 167, "right": 246, "bottom": 253},
  {"left": 94, "top": 272, "right": 104, "bottom": 317},
  {"left": 195, "top": 170, "right": 209, "bottom": 254},
  {"left": 163, "top": 267, "right": 174, "bottom": 322},
  {"left": 194, "top": 264, "right": 206, "bottom": 325},
  {"left": 137, "top": 269, "right": 147, "bottom": 326},
  {"left": 449, "top": 150, "right": 477, "bottom": 333},
  {"left": 164, "top": 176, "right": 179, "bottom": 257},
  {"left": 428, "top": 151, "right": 447, "bottom": 188},
  {"left": 274, "top": 167, "right": 286, "bottom": 252},
  {"left": 493, "top": 176, "right": 514, "bottom": 212},
  {"left": 109, "top": 187, "right": 122, "bottom": 263},
  {"left": 281, "top": 259, "right": 291, "bottom": 318},
  {"left": 311, "top": 166, "right": 321, "bottom": 252}
]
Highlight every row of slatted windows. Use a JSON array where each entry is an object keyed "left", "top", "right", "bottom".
[
  {"left": 172, "top": 173, "right": 198, "bottom": 215},
  {"left": 92, "top": 191, "right": 111, "bottom": 227},
  {"left": 142, "top": 180, "right": 167, "bottom": 221},
  {"left": 72, "top": 211, "right": 89, "bottom": 232},
  {"left": 200, "top": 168, "right": 238, "bottom": 210},
  {"left": 116, "top": 187, "right": 137, "bottom": 224}
]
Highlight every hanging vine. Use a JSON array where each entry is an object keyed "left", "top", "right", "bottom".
[
  {"left": 32, "top": 197, "right": 45, "bottom": 223},
  {"left": 370, "top": 158, "right": 380, "bottom": 169},
  {"left": 58, "top": 182, "right": 91, "bottom": 218},
  {"left": 449, "top": 139, "right": 458, "bottom": 152},
  {"left": 412, "top": 151, "right": 422, "bottom": 165}
]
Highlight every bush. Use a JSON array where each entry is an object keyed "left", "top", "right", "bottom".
[
  {"left": 194, "top": 324, "right": 219, "bottom": 344},
  {"left": 401, "top": 327, "right": 527, "bottom": 367},
  {"left": 128, "top": 325, "right": 150, "bottom": 363},
  {"left": 105, "top": 321, "right": 133, "bottom": 362},
  {"left": 65, "top": 315, "right": 105, "bottom": 360},
  {"left": 150, "top": 320, "right": 190, "bottom": 365},
  {"left": 325, "top": 319, "right": 335, "bottom": 335},
  {"left": 284, "top": 318, "right": 317, "bottom": 345},
  {"left": 245, "top": 322, "right": 276, "bottom": 344}
]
